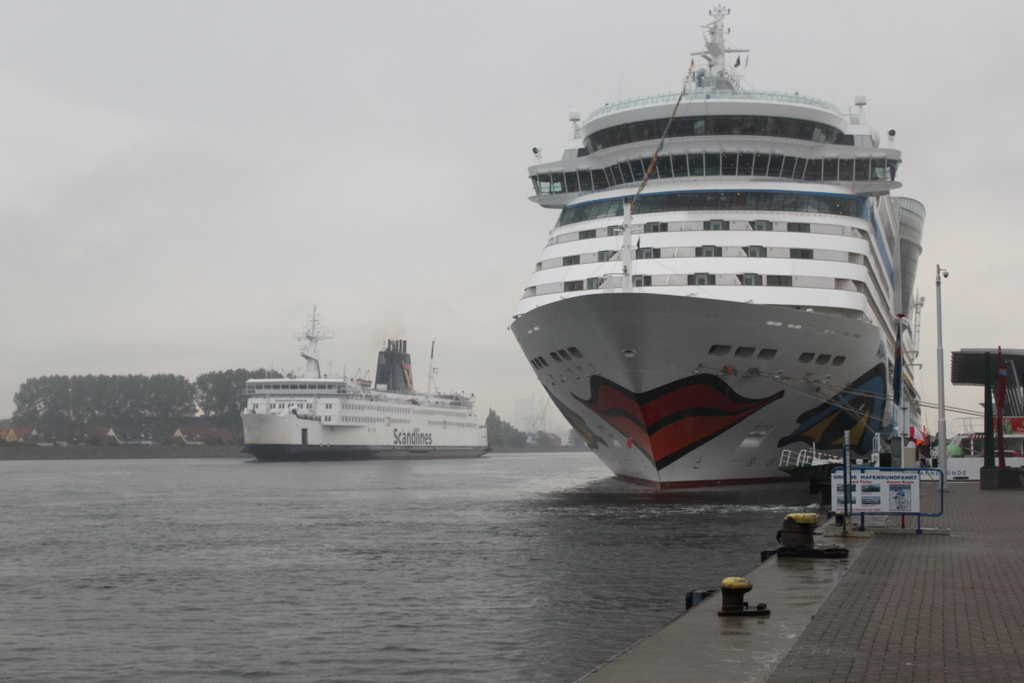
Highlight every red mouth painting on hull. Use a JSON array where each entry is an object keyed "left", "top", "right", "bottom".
[{"left": 572, "top": 374, "right": 784, "bottom": 471}]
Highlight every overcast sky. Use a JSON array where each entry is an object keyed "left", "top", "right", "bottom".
[{"left": 1, "top": 0, "right": 1021, "bottom": 436}]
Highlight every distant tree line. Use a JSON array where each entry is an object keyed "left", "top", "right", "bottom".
[
  {"left": 12, "top": 369, "right": 281, "bottom": 435},
  {"left": 486, "top": 409, "right": 528, "bottom": 448}
]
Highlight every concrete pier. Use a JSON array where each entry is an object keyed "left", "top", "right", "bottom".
[{"left": 579, "top": 483, "right": 1024, "bottom": 682}]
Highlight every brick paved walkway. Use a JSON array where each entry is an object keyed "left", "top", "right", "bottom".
[{"left": 766, "top": 483, "right": 1024, "bottom": 683}]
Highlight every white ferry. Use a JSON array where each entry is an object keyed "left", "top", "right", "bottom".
[
  {"left": 242, "top": 311, "right": 488, "bottom": 461},
  {"left": 510, "top": 6, "right": 925, "bottom": 488}
]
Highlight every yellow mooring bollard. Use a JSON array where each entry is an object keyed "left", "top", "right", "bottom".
[
  {"left": 774, "top": 513, "right": 849, "bottom": 558},
  {"left": 718, "top": 577, "right": 770, "bottom": 617}
]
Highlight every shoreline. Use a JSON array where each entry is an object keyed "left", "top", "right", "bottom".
[{"left": 0, "top": 445, "right": 590, "bottom": 461}]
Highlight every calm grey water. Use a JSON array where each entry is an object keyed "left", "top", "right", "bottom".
[{"left": 0, "top": 449, "right": 818, "bottom": 682}]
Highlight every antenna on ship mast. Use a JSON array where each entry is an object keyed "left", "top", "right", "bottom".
[{"left": 297, "top": 306, "right": 334, "bottom": 379}]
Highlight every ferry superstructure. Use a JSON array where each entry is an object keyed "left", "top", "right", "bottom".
[
  {"left": 242, "top": 310, "right": 488, "bottom": 461},
  {"left": 510, "top": 6, "right": 925, "bottom": 488}
]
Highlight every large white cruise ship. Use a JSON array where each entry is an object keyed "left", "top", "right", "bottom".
[
  {"left": 242, "top": 310, "right": 488, "bottom": 461},
  {"left": 510, "top": 6, "right": 926, "bottom": 488}
]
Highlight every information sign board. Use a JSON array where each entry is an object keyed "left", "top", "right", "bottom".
[{"left": 831, "top": 468, "right": 921, "bottom": 514}]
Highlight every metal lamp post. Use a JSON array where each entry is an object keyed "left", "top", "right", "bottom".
[{"left": 936, "top": 265, "right": 949, "bottom": 491}]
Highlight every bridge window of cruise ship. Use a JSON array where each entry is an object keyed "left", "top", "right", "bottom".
[
  {"left": 671, "top": 155, "right": 688, "bottom": 175},
  {"left": 688, "top": 154, "right": 704, "bottom": 176},
  {"left": 752, "top": 153, "right": 769, "bottom": 175},
  {"left": 534, "top": 153, "right": 902, "bottom": 197},
  {"left": 705, "top": 153, "right": 722, "bottom": 175},
  {"left": 564, "top": 172, "right": 580, "bottom": 193},
  {"left": 722, "top": 153, "right": 738, "bottom": 175},
  {"left": 823, "top": 159, "right": 839, "bottom": 180},
  {"left": 804, "top": 159, "right": 823, "bottom": 181},
  {"left": 657, "top": 156, "right": 673, "bottom": 178}
]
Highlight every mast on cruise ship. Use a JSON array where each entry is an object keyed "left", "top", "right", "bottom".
[
  {"left": 298, "top": 307, "right": 334, "bottom": 379},
  {"left": 692, "top": 5, "right": 747, "bottom": 91}
]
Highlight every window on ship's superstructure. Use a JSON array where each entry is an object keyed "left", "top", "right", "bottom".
[
  {"left": 753, "top": 153, "right": 769, "bottom": 176},
  {"left": 781, "top": 157, "right": 797, "bottom": 178},
  {"left": 738, "top": 153, "right": 754, "bottom": 175},
  {"left": 697, "top": 246, "right": 722, "bottom": 257},
  {"left": 688, "top": 154, "right": 705, "bottom": 176},
  {"left": 790, "top": 249, "right": 814, "bottom": 260},
  {"left": 586, "top": 277, "right": 602, "bottom": 290},
  {"left": 788, "top": 223, "right": 810, "bottom": 233},
  {"left": 688, "top": 274, "right": 715, "bottom": 286},
  {"left": 644, "top": 222, "right": 668, "bottom": 233},
  {"left": 741, "top": 274, "right": 763, "bottom": 286},
  {"left": 637, "top": 248, "right": 660, "bottom": 259},
  {"left": 823, "top": 159, "right": 839, "bottom": 181},
  {"left": 564, "top": 281, "right": 584, "bottom": 292},
  {"left": 632, "top": 275, "right": 652, "bottom": 287},
  {"left": 704, "top": 220, "right": 728, "bottom": 231},
  {"left": 564, "top": 172, "right": 580, "bottom": 193},
  {"left": 753, "top": 220, "right": 772, "bottom": 231},
  {"left": 744, "top": 246, "right": 766, "bottom": 258},
  {"left": 597, "top": 250, "right": 612, "bottom": 262},
  {"left": 563, "top": 255, "right": 580, "bottom": 266},
  {"left": 767, "top": 276, "right": 793, "bottom": 286},
  {"left": 704, "top": 153, "right": 721, "bottom": 176},
  {"left": 839, "top": 159, "right": 854, "bottom": 181},
  {"left": 721, "top": 153, "right": 737, "bottom": 175},
  {"left": 656, "top": 156, "right": 673, "bottom": 178},
  {"left": 579, "top": 229, "right": 597, "bottom": 240}
]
